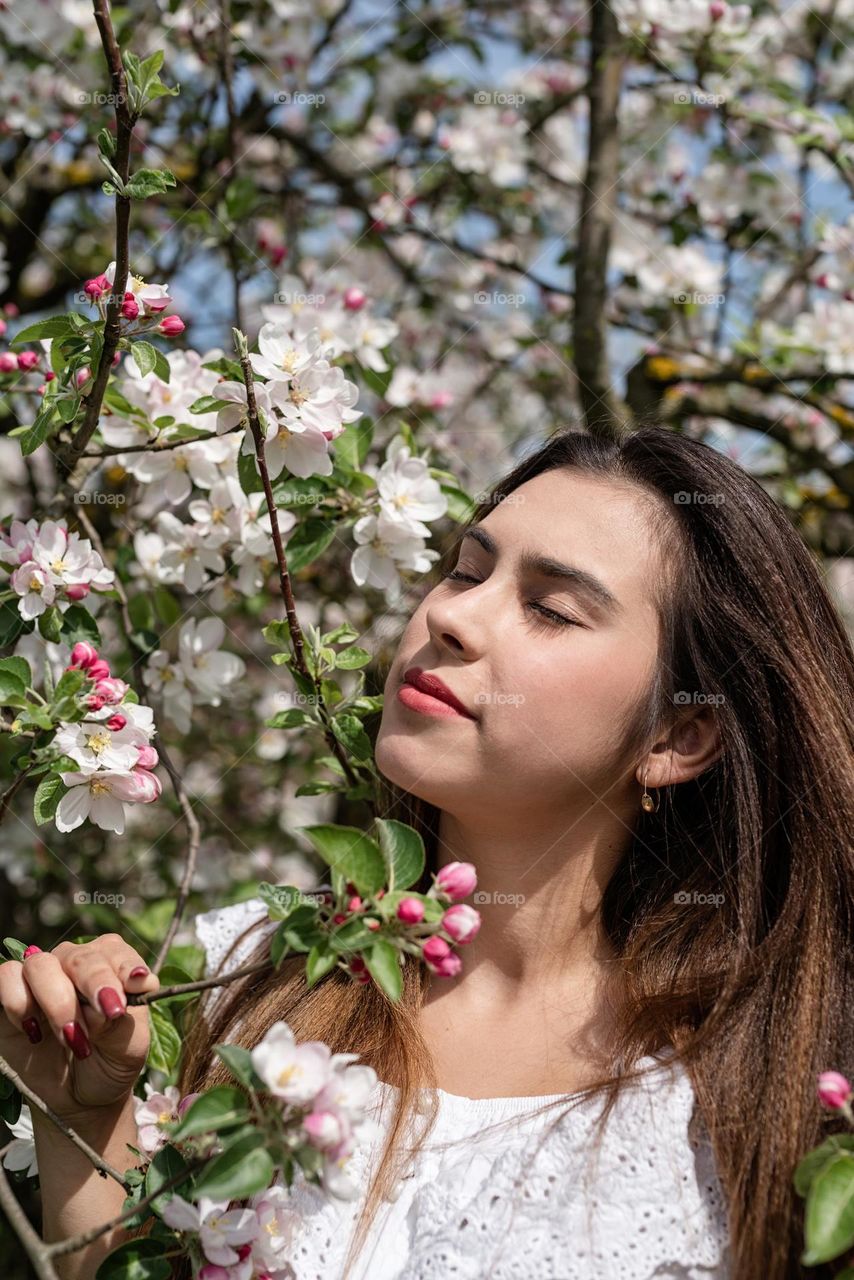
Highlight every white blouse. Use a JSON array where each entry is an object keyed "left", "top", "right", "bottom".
[{"left": 194, "top": 899, "right": 733, "bottom": 1280}]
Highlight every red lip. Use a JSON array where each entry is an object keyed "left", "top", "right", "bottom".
[{"left": 402, "top": 667, "right": 476, "bottom": 720}]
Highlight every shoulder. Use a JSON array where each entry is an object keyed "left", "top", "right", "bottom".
[{"left": 194, "top": 897, "right": 273, "bottom": 976}]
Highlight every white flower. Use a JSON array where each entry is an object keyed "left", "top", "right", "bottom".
[
  {"left": 438, "top": 105, "right": 529, "bottom": 187},
  {"left": 2, "top": 1106, "right": 37, "bottom": 1178},
  {"left": 187, "top": 476, "right": 246, "bottom": 549},
  {"left": 213, "top": 379, "right": 273, "bottom": 435},
  {"left": 156, "top": 511, "right": 227, "bottom": 594},
  {"left": 249, "top": 322, "right": 324, "bottom": 383},
  {"left": 56, "top": 769, "right": 162, "bottom": 834},
  {"left": 10, "top": 561, "right": 56, "bottom": 619},
  {"left": 248, "top": 1183, "right": 296, "bottom": 1270},
  {"left": 133, "top": 1083, "right": 181, "bottom": 1155},
  {"left": 142, "top": 652, "right": 195, "bottom": 733},
  {"left": 250, "top": 1020, "right": 334, "bottom": 1104},
  {"left": 53, "top": 720, "right": 144, "bottom": 775},
  {"left": 160, "top": 1195, "right": 258, "bottom": 1267},
  {"left": 376, "top": 435, "right": 448, "bottom": 535},
  {"left": 104, "top": 261, "right": 171, "bottom": 313},
  {"left": 350, "top": 511, "right": 440, "bottom": 591},
  {"left": 178, "top": 617, "right": 245, "bottom": 702}
]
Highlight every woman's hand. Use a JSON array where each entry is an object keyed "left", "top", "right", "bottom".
[{"left": 0, "top": 934, "right": 160, "bottom": 1121}]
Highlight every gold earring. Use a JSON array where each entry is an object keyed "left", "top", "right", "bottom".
[{"left": 641, "top": 767, "right": 660, "bottom": 813}]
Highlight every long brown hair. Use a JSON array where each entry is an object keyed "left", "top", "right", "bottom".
[{"left": 179, "top": 425, "right": 854, "bottom": 1280}]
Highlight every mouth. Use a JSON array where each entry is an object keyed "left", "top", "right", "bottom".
[{"left": 398, "top": 667, "right": 477, "bottom": 721}]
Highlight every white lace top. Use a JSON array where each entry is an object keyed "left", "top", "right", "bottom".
[{"left": 194, "top": 899, "right": 733, "bottom": 1280}]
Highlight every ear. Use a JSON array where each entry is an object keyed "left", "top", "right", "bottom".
[{"left": 636, "top": 706, "right": 723, "bottom": 790}]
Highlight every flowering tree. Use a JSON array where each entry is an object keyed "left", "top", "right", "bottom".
[{"left": 0, "top": 0, "right": 852, "bottom": 1275}]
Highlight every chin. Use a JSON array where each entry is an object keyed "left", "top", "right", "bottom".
[{"left": 374, "top": 730, "right": 451, "bottom": 808}]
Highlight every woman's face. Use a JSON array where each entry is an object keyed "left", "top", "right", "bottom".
[{"left": 374, "top": 468, "right": 668, "bottom": 827}]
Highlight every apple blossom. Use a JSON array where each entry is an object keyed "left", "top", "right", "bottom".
[
  {"left": 441, "top": 903, "right": 481, "bottom": 944},
  {"left": 435, "top": 861, "right": 478, "bottom": 900},
  {"left": 396, "top": 897, "right": 425, "bottom": 924},
  {"left": 160, "top": 1196, "right": 258, "bottom": 1267},
  {"left": 56, "top": 768, "right": 162, "bottom": 834},
  {"left": 422, "top": 934, "right": 462, "bottom": 978},
  {"left": 817, "top": 1071, "right": 853, "bottom": 1110},
  {"left": 250, "top": 1021, "right": 334, "bottom": 1104}
]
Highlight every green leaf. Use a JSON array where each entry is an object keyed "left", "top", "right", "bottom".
[
  {"left": 440, "top": 483, "right": 477, "bottom": 522},
  {"left": 128, "top": 593, "right": 155, "bottom": 631},
  {"left": 145, "top": 1143, "right": 190, "bottom": 1216},
  {"left": 33, "top": 773, "right": 68, "bottom": 827},
  {"left": 19, "top": 404, "right": 60, "bottom": 457},
  {"left": 364, "top": 938, "right": 403, "bottom": 1000},
  {"left": 261, "top": 619, "right": 291, "bottom": 647},
  {"left": 152, "top": 586, "right": 182, "bottom": 626},
  {"left": 282, "top": 518, "right": 336, "bottom": 574},
  {"left": 3, "top": 938, "right": 27, "bottom": 961},
  {"left": 375, "top": 819, "right": 426, "bottom": 891},
  {"left": 214, "top": 1044, "right": 259, "bottom": 1089},
  {"left": 0, "top": 601, "right": 24, "bottom": 648},
  {"left": 146, "top": 1005, "right": 181, "bottom": 1073},
  {"left": 258, "top": 882, "right": 305, "bottom": 921},
  {"left": 38, "top": 605, "right": 64, "bottom": 643},
  {"left": 58, "top": 605, "right": 101, "bottom": 648},
  {"left": 95, "top": 1238, "right": 171, "bottom": 1279},
  {"left": 299, "top": 824, "right": 386, "bottom": 895},
  {"left": 333, "top": 646, "right": 372, "bottom": 670},
  {"left": 795, "top": 1135, "right": 854, "bottom": 1196},
  {"left": 266, "top": 708, "right": 314, "bottom": 729},
  {"left": 187, "top": 394, "right": 224, "bottom": 415},
  {"left": 331, "top": 711, "right": 373, "bottom": 762},
  {"left": 305, "top": 941, "right": 338, "bottom": 987},
  {"left": 168, "top": 1085, "right": 249, "bottom": 1141},
  {"left": 56, "top": 396, "right": 81, "bottom": 424},
  {"left": 237, "top": 448, "right": 264, "bottom": 495},
  {"left": 803, "top": 1151, "right": 854, "bottom": 1264},
  {"left": 0, "top": 665, "right": 26, "bottom": 704},
  {"left": 132, "top": 341, "right": 169, "bottom": 382},
  {"left": 190, "top": 1131, "right": 274, "bottom": 1201},
  {"left": 0, "top": 658, "right": 33, "bottom": 693},
  {"left": 373, "top": 890, "right": 443, "bottom": 923},
  {"left": 10, "top": 315, "right": 80, "bottom": 346},
  {"left": 125, "top": 168, "right": 177, "bottom": 199},
  {"left": 333, "top": 417, "right": 374, "bottom": 471}
]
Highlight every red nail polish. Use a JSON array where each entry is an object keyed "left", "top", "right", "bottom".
[
  {"left": 22, "top": 1018, "right": 42, "bottom": 1044},
  {"left": 97, "top": 987, "right": 125, "bottom": 1019},
  {"left": 62, "top": 1021, "right": 91, "bottom": 1059},
  {"left": 129, "top": 966, "right": 149, "bottom": 978},
  {"left": 22, "top": 945, "right": 42, "bottom": 959}
]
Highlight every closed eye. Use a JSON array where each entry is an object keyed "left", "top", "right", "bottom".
[{"left": 441, "top": 568, "right": 583, "bottom": 629}]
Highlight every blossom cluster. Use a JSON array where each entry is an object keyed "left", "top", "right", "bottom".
[
  {"left": 54, "top": 641, "right": 162, "bottom": 834},
  {"left": 142, "top": 616, "right": 246, "bottom": 735},
  {"left": 84, "top": 259, "right": 186, "bottom": 337},
  {"left": 0, "top": 518, "right": 114, "bottom": 620}
]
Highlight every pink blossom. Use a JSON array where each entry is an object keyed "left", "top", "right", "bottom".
[
  {"left": 343, "top": 287, "right": 367, "bottom": 311},
  {"left": 70, "top": 642, "right": 99, "bottom": 669},
  {"left": 303, "top": 1108, "right": 346, "bottom": 1150},
  {"left": 95, "top": 677, "right": 128, "bottom": 704},
  {"left": 422, "top": 934, "right": 462, "bottom": 977},
  {"left": 157, "top": 315, "right": 185, "bottom": 336},
  {"left": 106, "top": 713, "right": 127, "bottom": 731},
  {"left": 817, "top": 1072, "right": 852, "bottom": 1109},
  {"left": 65, "top": 583, "right": 91, "bottom": 601},
  {"left": 87, "top": 658, "right": 111, "bottom": 681},
  {"left": 86, "top": 692, "right": 107, "bottom": 711},
  {"left": 0, "top": 352, "right": 18, "bottom": 373},
  {"left": 441, "top": 904, "right": 481, "bottom": 944},
  {"left": 16, "top": 351, "right": 39, "bottom": 371},
  {"left": 122, "top": 292, "right": 140, "bottom": 320},
  {"left": 396, "top": 897, "right": 425, "bottom": 924},
  {"left": 435, "top": 861, "right": 477, "bottom": 901},
  {"left": 136, "top": 743, "right": 159, "bottom": 770},
  {"left": 83, "top": 274, "right": 110, "bottom": 299}
]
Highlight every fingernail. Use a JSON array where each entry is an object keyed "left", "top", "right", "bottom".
[
  {"left": 22, "top": 1018, "right": 42, "bottom": 1044},
  {"left": 62, "top": 1021, "right": 91, "bottom": 1059},
  {"left": 97, "top": 987, "right": 126, "bottom": 1019},
  {"left": 22, "top": 945, "right": 42, "bottom": 959},
  {"left": 128, "top": 966, "right": 149, "bottom": 978}
]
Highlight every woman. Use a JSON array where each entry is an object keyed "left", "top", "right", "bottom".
[{"left": 3, "top": 426, "right": 852, "bottom": 1280}]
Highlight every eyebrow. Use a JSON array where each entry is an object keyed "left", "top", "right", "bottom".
[{"left": 458, "top": 524, "right": 622, "bottom": 616}]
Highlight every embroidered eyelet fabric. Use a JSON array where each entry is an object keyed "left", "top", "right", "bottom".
[{"left": 194, "top": 899, "right": 733, "bottom": 1279}]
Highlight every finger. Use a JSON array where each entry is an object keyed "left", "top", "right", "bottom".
[
  {"left": 21, "top": 951, "right": 91, "bottom": 1059},
  {"left": 53, "top": 944, "right": 131, "bottom": 1026},
  {"left": 0, "top": 961, "right": 43, "bottom": 1044},
  {"left": 55, "top": 937, "right": 161, "bottom": 997}
]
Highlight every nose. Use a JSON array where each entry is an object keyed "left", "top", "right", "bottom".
[{"left": 424, "top": 579, "right": 495, "bottom": 660}]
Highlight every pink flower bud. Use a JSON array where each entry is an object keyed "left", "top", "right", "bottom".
[
  {"left": 87, "top": 658, "right": 111, "bottom": 681},
  {"left": 136, "top": 744, "right": 159, "bottom": 770},
  {"left": 22, "top": 945, "right": 42, "bottom": 958},
  {"left": 198, "top": 1268, "right": 230, "bottom": 1280},
  {"left": 106, "top": 713, "right": 127, "bottom": 731},
  {"left": 111, "top": 351, "right": 121, "bottom": 366},
  {"left": 236, "top": 1244, "right": 252, "bottom": 1261},
  {"left": 176, "top": 1092, "right": 200, "bottom": 1117},
  {"left": 423, "top": 935, "right": 451, "bottom": 964},
  {"left": 333, "top": 912, "right": 348, "bottom": 924},
  {"left": 435, "top": 861, "right": 477, "bottom": 901},
  {"left": 303, "top": 1109, "right": 344, "bottom": 1150},
  {"left": 121, "top": 292, "right": 139, "bottom": 320},
  {"left": 343, "top": 286, "right": 367, "bottom": 311},
  {"left": 422, "top": 934, "right": 462, "bottom": 978},
  {"left": 83, "top": 274, "right": 110, "bottom": 299},
  {"left": 44, "top": 371, "right": 55, "bottom": 382},
  {"left": 75, "top": 367, "right": 91, "bottom": 388},
  {"left": 109, "top": 768, "right": 162, "bottom": 804},
  {"left": 817, "top": 1072, "right": 853, "bottom": 1109},
  {"left": 95, "top": 676, "right": 128, "bottom": 704},
  {"left": 157, "top": 314, "right": 185, "bottom": 336},
  {"left": 709, "top": 0, "right": 726, "bottom": 17},
  {"left": 397, "top": 897, "right": 425, "bottom": 924},
  {"left": 70, "top": 641, "right": 99, "bottom": 669},
  {"left": 365, "top": 919, "right": 380, "bottom": 931},
  {"left": 3, "top": 304, "right": 18, "bottom": 318},
  {"left": 441, "top": 903, "right": 481, "bottom": 944},
  {"left": 427, "top": 390, "right": 454, "bottom": 409},
  {"left": 0, "top": 352, "right": 18, "bottom": 373},
  {"left": 347, "top": 895, "right": 363, "bottom": 913},
  {"left": 86, "top": 692, "right": 107, "bottom": 711},
  {"left": 16, "top": 351, "right": 39, "bottom": 371},
  {"left": 0, "top": 319, "right": 6, "bottom": 336},
  {"left": 271, "top": 245, "right": 287, "bottom": 266},
  {"left": 65, "top": 582, "right": 90, "bottom": 601}
]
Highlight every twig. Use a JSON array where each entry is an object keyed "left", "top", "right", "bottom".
[
  {"left": 151, "top": 736, "right": 202, "bottom": 974},
  {"left": 126, "top": 958, "right": 271, "bottom": 1004},
  {"left": 0, "top": 1147, "right": 59, "bottom": 1280},
  {"left": 0, "top": 1053, "right": 129, "bottom": 1188}
]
